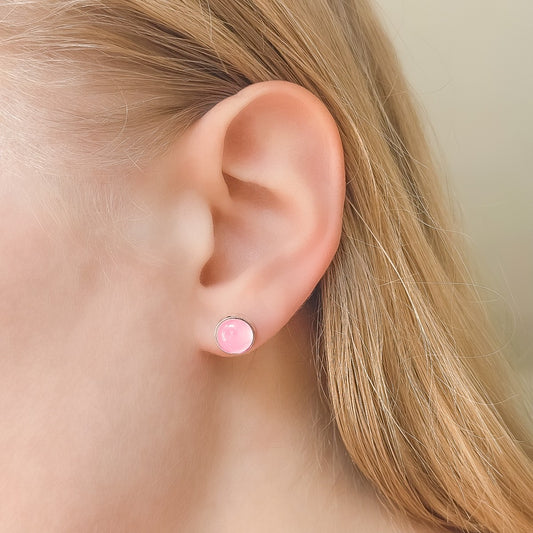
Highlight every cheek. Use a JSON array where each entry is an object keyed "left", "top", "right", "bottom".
[
  {"left": 0, "top": 194, "right": 113, "bottom": 365},
  {"left": 0, "top": 206, "right": 73, "bottom": 345},
  {"left": 0, "top": 201, "right": 214, "bottom": 516},
  {"left": 0, "top": 198, "right": 201, "bottom": 363}
]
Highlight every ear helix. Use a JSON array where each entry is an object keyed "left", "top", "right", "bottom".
[{"left": 214, "top": 316, "right": 255, "bottom": 355}]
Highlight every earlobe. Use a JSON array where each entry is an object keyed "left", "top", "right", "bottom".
[{"left": 184, "top": 80, "right": 345, "bottom": 358}]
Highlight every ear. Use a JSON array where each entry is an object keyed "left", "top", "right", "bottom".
[{"left": 181, "top": 80, "right": 345, "bottom": 357}]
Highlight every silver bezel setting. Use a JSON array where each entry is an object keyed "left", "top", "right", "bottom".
[{"left": 214, "top": 315, "right": 256, "bottom": 354}]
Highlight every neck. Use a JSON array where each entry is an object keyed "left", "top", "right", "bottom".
[{"left": 181, "top": 305, "right": 409, "bottom": 532}]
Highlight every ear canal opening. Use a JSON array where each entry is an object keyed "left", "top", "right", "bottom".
[{"left": 198, "top": 172, "right": 293, "bottom": 288}]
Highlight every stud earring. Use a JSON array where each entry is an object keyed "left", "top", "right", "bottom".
[{"left": 215, "top": 316, "right": 255, "bottom": 355}]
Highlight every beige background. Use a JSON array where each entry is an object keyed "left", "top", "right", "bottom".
[{"left": 375, "top": 1, "right": 533, "bottom": 376}]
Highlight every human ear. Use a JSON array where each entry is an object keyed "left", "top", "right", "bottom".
[{"left": 180, "top": 80, "right": 345, "bottom": 357}]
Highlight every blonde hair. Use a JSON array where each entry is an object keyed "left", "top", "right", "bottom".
[{"left": 2, "top": 1, "right": 533, "bottom": 531}]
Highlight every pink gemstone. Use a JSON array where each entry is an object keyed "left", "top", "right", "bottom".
[{"left": 215, "top": 317, "right": 254, "bottom": 355}]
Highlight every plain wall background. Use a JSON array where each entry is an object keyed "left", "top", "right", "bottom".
[{"left": 375, "top": 1, "right": 533, "bottom": 376}]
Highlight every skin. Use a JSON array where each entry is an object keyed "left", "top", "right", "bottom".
[{"left": 0, "top": 79, "right": 435, "bottom": 532}]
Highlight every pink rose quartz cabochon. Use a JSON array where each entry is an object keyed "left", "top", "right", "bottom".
[{"left": 215, "top": 317, "right": 255, "bottom": 355}]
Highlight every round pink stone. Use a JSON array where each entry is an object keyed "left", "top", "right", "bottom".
[{"left": 215, "top": 317, "right": 254, "bottom": 355}]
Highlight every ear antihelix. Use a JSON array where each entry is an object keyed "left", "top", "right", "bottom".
[{"left": 214, "top": 315, "right": 256, "bottom": 356}]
